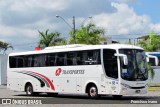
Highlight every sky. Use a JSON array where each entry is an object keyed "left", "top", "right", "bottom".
[{"left": 0, "top": 0, "right": 160, "bottom": 53}]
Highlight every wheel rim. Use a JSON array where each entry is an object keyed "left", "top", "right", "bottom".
[
  {"left": 26, "top": 86, "right": 32, "bottom": 95},
  {"left": 89, "top": 87, "right": 97, "bottom": 97}
]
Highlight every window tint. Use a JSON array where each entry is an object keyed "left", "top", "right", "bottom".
[
  {"left": 103, "top": 49, "right": 118, "bottom": 79},
  {"left": 9, "top": 49, "right": 101, "bottom": 68},
  {"left": 56, "top": 53, "right": 67, "bottom": 66},
  {"left": 82, "top": 50, "right": 101, "bottom": 65},
  {"left": 17, "top": 56, "right": 24, "bottom": 67},
  {"left": 33, "top": 55, "right": 46, "bottom": 67},
  {"left": 9, "top": 57, "right": 16, "bottom": 68},
  {"left": 67, "top": 52, "right": 78, "bottom": 65},
  {"left": 47, "top": 54, "right": 56, "bottom": 66},
  {"left": 148, "top": 56, "right": 160, "bottom": 66}
]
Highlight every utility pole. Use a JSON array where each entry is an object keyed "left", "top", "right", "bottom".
[
  {"left": 56, "top": 15, "right": 91, "bottom": 44},
  {"left": 73, "top": 16, "right": 76, "bottom": 44}
]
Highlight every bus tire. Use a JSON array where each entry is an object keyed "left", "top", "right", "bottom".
[
  {"left": 88, "top": 85, "right": 99, "bottom": 99},
  {"left": 25, "top": 83, "right": 39, "bottom": 96}
]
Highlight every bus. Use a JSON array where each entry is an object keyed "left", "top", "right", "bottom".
[
  {"left": 7, "top": 44, "right": 158, "bottom": 98},
  {"left": 146, "top": 52, "right": 160, "bottom": 68},
  {"left": 146, "top": 52, "right": 160, "bottom": 84}
]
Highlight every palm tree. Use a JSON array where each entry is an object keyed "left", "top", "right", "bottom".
[
  {"left": 49, "top": 32, "right": 67, "bottom": 46},
  {"left": 38, "top": 29, "right": 67, "bottom": 48},
  {"left": 0, "top": 41, "right": 13, "bottom": 54},
  {"left": 69, "top": 23, "right": 105, "bottom": 44}
]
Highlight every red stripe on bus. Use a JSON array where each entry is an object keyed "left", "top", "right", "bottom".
[{"left": 32, "top": 72, "right": 55, "bottom": 91}]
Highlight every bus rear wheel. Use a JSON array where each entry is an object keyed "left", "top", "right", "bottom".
[
  {"left": 88, "top": 85, "right": 99, "bottom": 99},
  {"left": 25, "top": 84, "right": 39, "bottom": 96}
]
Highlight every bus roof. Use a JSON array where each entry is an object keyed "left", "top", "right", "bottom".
[{"left": 9, "top": 44, "right": 144, "bottom": 56}]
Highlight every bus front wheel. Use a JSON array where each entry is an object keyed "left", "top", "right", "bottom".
[{"left": 88, "top": 85, "right": 99, "bottom": 99}]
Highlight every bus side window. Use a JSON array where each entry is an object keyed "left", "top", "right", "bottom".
[
  {"left": 9, "top": 57, "right": 16, "bottom": 68},
  {"left": 17, "top": 56, "right": 24, "bottom": 68},
  {"left": 83, "top": 50, "right": 100, "bottom": 65},
  {"left": 33, "top": 55, "right": 46, "bottom": 67},
  {"left": 28, "top": 56, "right": 33, "bottom": 67},
  {"left": 67, "top": 52, "right": 75, "bottom": 65},
  {"left": 56, "top": 53, "right": 67, "bottom": 66},
  {"left": 77, "top": 52, "right": 83, "bottom": 65},
  {"left": 47, "top": 54, "right": 56, "bottom": 66}
]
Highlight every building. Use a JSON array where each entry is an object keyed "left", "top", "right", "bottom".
[{"left": 0, "top": 55, "right": 8, "bottom": 85}]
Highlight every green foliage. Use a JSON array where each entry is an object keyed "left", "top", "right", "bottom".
[
  {"left": 38, "top": 29, "right": 67, "bottom": 48},
  {"left": 0, "top": 41, "right": 13, "bottom": 54},
  {"left": 148, "top": 64, "right": 155, "bottom": 80},
  {"left": 138, "top": 31, "right": 160, "bottom": 51},
  {"left": 69, "top": 23, "right": 105, "bottom": 44}
]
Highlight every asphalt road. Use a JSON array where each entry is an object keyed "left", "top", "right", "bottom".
[{"left": 0, "top": 85, "right": 160, "bottom": 107}]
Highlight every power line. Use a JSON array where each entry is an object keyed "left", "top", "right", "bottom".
[
  {"left": 11, "top": 32, "right": 160, "bottom": 47},
  {"left": 13, "top": 42, "right": 37, "bottom": 47}
]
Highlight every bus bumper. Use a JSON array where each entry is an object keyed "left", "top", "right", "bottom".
[{"left": 120, "top": 87, "right": 148, "bottom": 95}]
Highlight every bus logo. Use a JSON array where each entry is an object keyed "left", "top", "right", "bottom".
[{"left": 55, "top": 68, "right": 62, "bottom": 76}]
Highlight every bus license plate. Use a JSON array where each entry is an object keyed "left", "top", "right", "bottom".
[{"left": 135, "top": 90, "right": 140, "bottom": 93}]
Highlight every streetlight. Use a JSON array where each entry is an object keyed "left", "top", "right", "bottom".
[
  {"left": 56, "top": 15, "right": 92, "bottom": 44},
  {"left": 81, "top": 16, "right": 92, "bottom": 25}
]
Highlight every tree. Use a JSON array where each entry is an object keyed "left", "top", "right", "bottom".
[
  {"left": 38, "top": 29, "right": 67, "bottom": 48},
  {"left": 138, "top": 31, "right": 160, "bottom": 51},
  {"left": 69, "top": 23, "right": 105, "bottom": 44},
  {"left": 148, "top": 64, "right": 155, "bottom": 80},
  {"left": 0, "top": 41, "right": 13, "bottom": 54}
]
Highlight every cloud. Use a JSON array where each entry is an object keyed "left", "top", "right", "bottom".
[
  {"left": 0, "top": 0, "right": 70, "bottom": 27},
  {"left": 0, "top": 0, "right": 160, "bottom": 52},
  {"left": 111, "top": 0, "right": 139, "bottom": 4},
  {"left": 93, "top": 2, "right": 160, "bottom": 39},
  {"left": 9, "top": 0, "right": 68, "bottom": 12},
  {"left": 151, "top": 23, "right": 160, "bottom": 33}
]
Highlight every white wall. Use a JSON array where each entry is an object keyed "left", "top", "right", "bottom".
[{"left": 0, "top": 55, "right": 8, "bottom": 85}]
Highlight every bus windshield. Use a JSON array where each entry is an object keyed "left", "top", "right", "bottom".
[{"left": 119, "top": 49, "right": 148, "bottom": 81}]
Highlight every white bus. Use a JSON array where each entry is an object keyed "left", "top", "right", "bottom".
[{"left": 7, "top": 44, "right": 158, "bottom": 98}]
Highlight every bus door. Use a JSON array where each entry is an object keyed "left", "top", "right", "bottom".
[{"left": 103, "top": 49, "right": 119, "bottom": 94}]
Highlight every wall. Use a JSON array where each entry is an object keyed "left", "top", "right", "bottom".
[{"left": 0, "top": 55, "right": 8, "bottom": 85}]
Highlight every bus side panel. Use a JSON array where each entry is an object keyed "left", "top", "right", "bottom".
[
  {"left": 7, "top": 69, "right": 46, "bottom": 92},
  {"left": 59, "top": 78, "right": 77, "bottom": 93},
  {"left": 76, "top": 78, "right": 82, "bottom": 93}
]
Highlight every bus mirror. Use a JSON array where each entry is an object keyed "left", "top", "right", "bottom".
[
  {"left": 146, "top": 54, "right": 159, "bottom": 66},
  {"left": 114, "top": 53, "right": 128, "bottom": 65}
]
